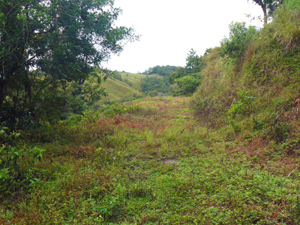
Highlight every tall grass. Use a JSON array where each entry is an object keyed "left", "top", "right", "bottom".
[{"left": 191, "top": 2, "right": 300, "bottom": 155}]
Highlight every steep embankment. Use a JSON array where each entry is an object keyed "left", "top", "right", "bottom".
[{"left": 192, "top": 4, "right": 300, "bottom": 158}]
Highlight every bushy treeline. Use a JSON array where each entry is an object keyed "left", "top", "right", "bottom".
[
  {"left": 142, "top": 65, "right": 179, "bottom": 76},
  {"left": 141, "top": 52, "right": 208, "bottom": 96},
  {"left": 141, "top": 76, "right": 174, "bottom": 96},
  {"left": 168, "top": 49, "right": 210, "bottom": 96},
  {"left": 1, "top": 70, "right": 109, "bottom": 131},
  {"left": 191, "top": 0, "right": 300, "bottom": 153}
]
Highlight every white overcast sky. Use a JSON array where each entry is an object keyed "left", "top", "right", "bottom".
[{"left": 103, "top": 0, "right": 263, "bottom": 73}]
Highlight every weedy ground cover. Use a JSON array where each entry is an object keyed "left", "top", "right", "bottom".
[{"left": 0, "top": 97, "right": 300, "bottom": 224}]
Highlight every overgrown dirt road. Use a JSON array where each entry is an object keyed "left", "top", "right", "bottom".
[
  {"left": 117, "top": 97, "right": 300, "bottom": 224},
  {"left": 1, "top": 97, "right": 300, "bottom": 224}
]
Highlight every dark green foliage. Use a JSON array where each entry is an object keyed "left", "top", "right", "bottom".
[
  {"left": 221, "top": 22, "right": 257, "bottom": 60},
  {"left": 2, "top": 1, "right": 300, "bottom": 223},
  {"left": 169, "top": 49, "right": 205, "bottom": 96},
  {"left": 185, "top": 49, "right": 201, "bottom": 74},
  {"left": 141, "top": 76, "right": 173, "bottom": 95},
  {"left": 0, "top": 71, "right": 107, "bottom": 130},
  {"left": 0, "top": 128, "right": 44, "bottom": 195},
  {"left": 173, "top": 74, "right": 202, "bottom": 96},
  {"left": 99, "top": 104, "right": 127, "bottom": 117},
  {"left": 0, "top": 0, "right": 136, "bottom": 130},
  {"left": 142, "top": 65, "right": 179, "bottom": 76},
  {"left": 228, "top": 90, "right": 263, "bottom": 134}
]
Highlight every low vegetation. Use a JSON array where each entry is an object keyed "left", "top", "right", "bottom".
[
  {"left": 98, "top": 76, "right": 143, "bottom": 104},
  {"left": 1, "top": 0, "right": 300, "bottom": 224},
  {"left": 98, "top": 71, "right": 172, "bottom": 104},
  {"left": 1, "top": 97, "right": 300, "bottom": 224}
]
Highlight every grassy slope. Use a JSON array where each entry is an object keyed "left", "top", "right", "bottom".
[
  {"left": 191, "top": 4, "right": 300, "bottom": 159},
  {"left": 119, "top": 72, "right": 160, "bottom": 91},
  {"left": 1, "top": 97, "right": 300, "bottom": 224},
  {"left": 99, "top": 78, "right": 142, "bottom": 103},
  {"left": 99, "top": 72, "right": 161, "bottom": 103}
]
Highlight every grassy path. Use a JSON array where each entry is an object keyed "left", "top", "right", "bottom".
[{"left": 1, "top": 97, "right": 300, "bottom": 224}]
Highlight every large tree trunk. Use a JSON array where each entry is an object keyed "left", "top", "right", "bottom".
[
  {"left": 251, "top": 0, "right": 269, "bottom": 25},
  {"left": 262, "top": 5, "right": 268, "bottom": 25}
]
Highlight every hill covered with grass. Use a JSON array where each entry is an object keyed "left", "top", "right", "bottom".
[
  {"left": 191, "top": 1, "right": 300, "bottom": 158},
  {"left": 99, "top": 71, "right": 173, "bottom": 104},
  {"left": 98, "top": 72, "right": 159, "bottom": 104},
  {"left": 98, "top": 77, "right": 142, "bottom": 104}
]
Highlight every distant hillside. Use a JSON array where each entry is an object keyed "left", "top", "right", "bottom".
[
  {"left": 118, "top": 72, "right": 160, "bottom": 91},
  {"left": 98, "top": 72, "right": 162, "bottom": 104}
]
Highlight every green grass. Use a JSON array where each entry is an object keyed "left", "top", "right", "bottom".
[
  {"left": 99, "top": 78, "right": 143, "bottom": 104},
  {"left": 1, "top": 97, "right": 300, "bottom": 224},
  {"left": 119, "top": 72, "right": 161, "bottom": 92},
  {"left": 2, "top": 4, "right": 300, "bottom": 224},
  {"left": 98, "top": 72, "right": 162, "bottom": 104},
  {"left": 191, "top": 5, "right": 300, "bottom": 158}
]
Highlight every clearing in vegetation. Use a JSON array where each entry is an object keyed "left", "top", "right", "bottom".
[{"left": 1, "top": 96, "right": 300, "bottom": 224}]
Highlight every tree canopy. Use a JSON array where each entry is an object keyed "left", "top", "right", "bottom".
[
  {"left": 169, "top": 49, "right": 205, "bottom": 96},
  {"left": 221, "top": 22, "right": 257, "bottom": 59},
  {"left": 142, "top": 65, "right": 179, "bottom": 76},
  {"left": 0, "top": 0, "right": 136, "bottom": 129},
  {"left": 248, "top": 0, "right": 283, "bottom": 24}
]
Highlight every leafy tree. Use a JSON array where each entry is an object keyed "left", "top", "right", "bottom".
[
  {"left": 248, "top": 0, "right": 283, "bottom": 25},
  {"left": 185, "top": 49, "right": 200, "bottom": 74},
  {"left": 174, "top": 74, "right": 201, "bottom": 96},
  {"left": 0, "top": 0, "right": 136, "bottom": 129},
  {"left": 169, "top": 49, "right": 204, "bottom": 96},
  {"left": 221, "top": 22, "right": 257, "bottom": 59},
  {"left": 168, "top": 67, "right": 187, "bottom": 84}
]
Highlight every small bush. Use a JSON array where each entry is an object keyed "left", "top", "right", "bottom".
[
  {"left": 0, "top": 129, "right": 44, "bottom": 195},
  {"left": 228, "top": 90, "right": 255, "bottom": 118},
  {"left": 221, "top": 22, "right": 257, "bottom": 60},
  {"left": 99, "top": 104, "right": 127, "bottom": 117},
  {"left": 174, "top": 74, "right": 202, "bottom": 96},
  {"left": 128, "top": 104, "right": 143, "bottom": 114}
]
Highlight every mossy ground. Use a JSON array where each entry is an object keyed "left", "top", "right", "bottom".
[{"left": 1, "top": 97, "right": 300, "bottom": 224}]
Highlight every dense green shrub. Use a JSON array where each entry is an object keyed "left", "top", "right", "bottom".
[
  {"left": 174, "top": 74, "right": 202, "bottom": 96},
  {"left": 0, "top": 73, "right": 107, "bottom": 130},
  {"left": 170, "top": 49, "right": 205, "bottom": 96},
  {"left": 99, "top": 104, "right": 127, "bottom": 117},
  {"left": 0, "top": 128, "right": 44, "bottom": 195},
  {"left": 221, "top": 22, "right": 257, "bottom": 60}
]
